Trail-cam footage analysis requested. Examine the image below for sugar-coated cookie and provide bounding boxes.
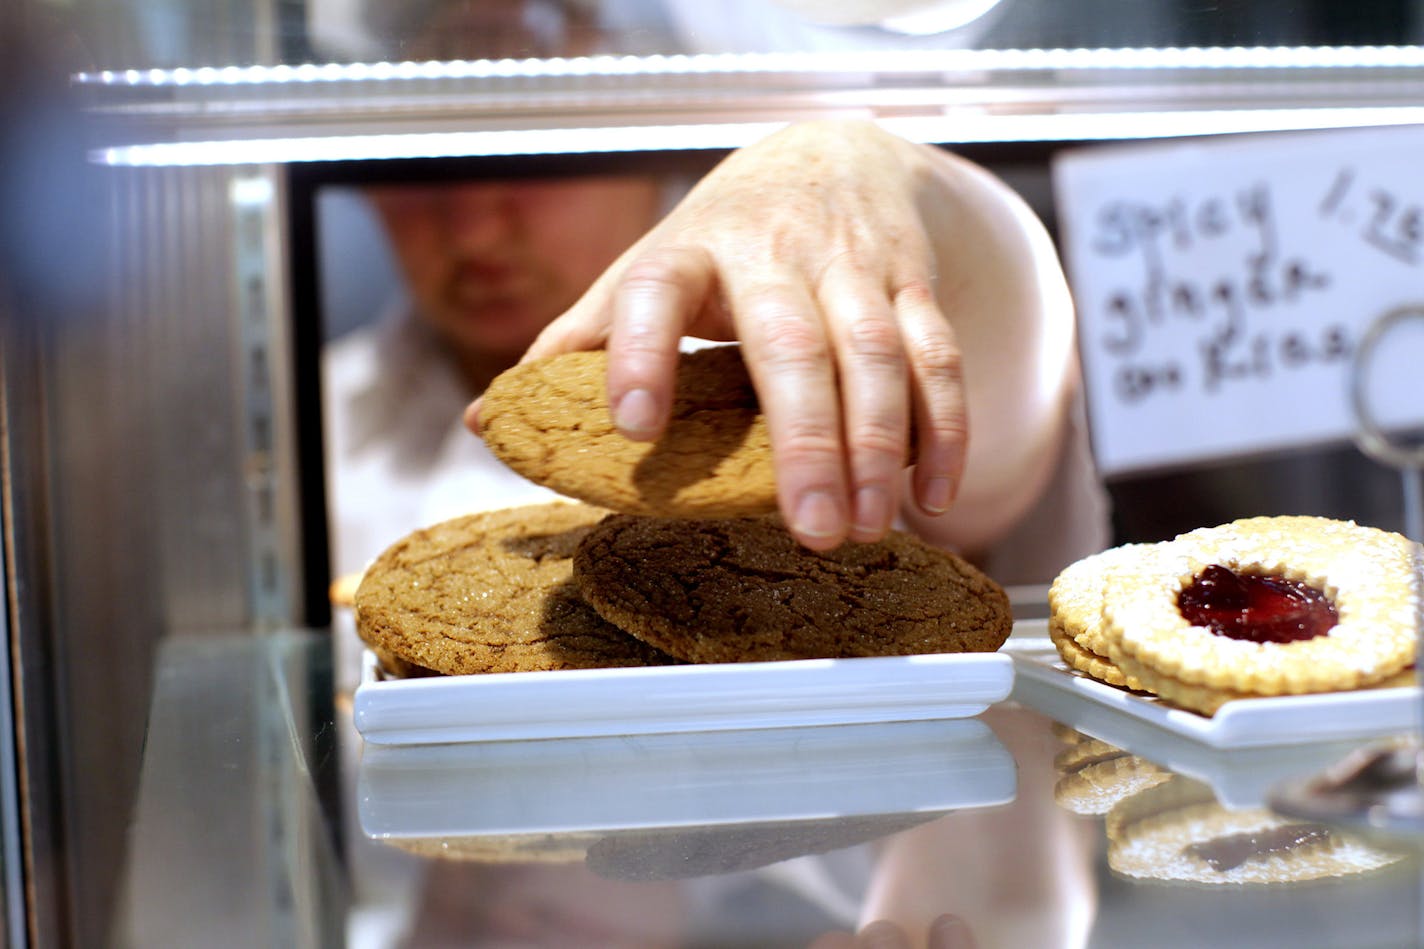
[1048,515,1421,716]
[480,346,777,518]
[354,502,675,675]
[1103,516,1418,712]
[1047,544,1152,690]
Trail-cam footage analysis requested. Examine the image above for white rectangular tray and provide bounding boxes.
[354,649,1013,745]
[1007,632,1419,751]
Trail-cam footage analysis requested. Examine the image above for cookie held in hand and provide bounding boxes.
[573,514,1013,664]
[480,346,777,518]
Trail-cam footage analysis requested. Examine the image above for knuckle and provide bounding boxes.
[921,411,970,453]
[851,421,907,462]
[776,422,842,468]
[758,312,830,367]
[912,334,964,380]
[618,259,687,300]
[843,313,904,361]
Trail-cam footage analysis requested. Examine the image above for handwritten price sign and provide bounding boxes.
[1053,125,1424,477]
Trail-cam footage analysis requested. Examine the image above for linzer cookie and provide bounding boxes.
[480,346,777,518]
[572,514,1012,664]
[353,502,675,676]
[1049,515,1421,716]
[1047,544,1153,691]
[1103,516,1418,714]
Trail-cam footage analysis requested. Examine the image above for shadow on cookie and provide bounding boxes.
[534,576,681,669]
[630,408,763,513]
[499,520,602,563]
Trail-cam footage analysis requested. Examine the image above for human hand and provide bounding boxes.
[808,914,977,949]
[500,120,962,551]
[469,119,1074,554]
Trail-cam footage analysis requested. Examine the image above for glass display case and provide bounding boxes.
[3,1,1422,945]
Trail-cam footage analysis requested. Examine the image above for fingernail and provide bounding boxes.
[853,485,891,536]
[922,476,955,514]
[793,491,842,540]
[613,388,659,436]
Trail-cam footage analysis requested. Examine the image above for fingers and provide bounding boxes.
[810,915,976,949]
[605,244,715,441]
[928,914,977,949]
[855,920,914,949]
[818,261,911,543]
[734,280,851,551]
[896,281,967,516]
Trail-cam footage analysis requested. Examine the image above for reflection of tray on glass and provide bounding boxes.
[357,717,1016,843]
[1007,628,1417,808]
[353,649,1013,745]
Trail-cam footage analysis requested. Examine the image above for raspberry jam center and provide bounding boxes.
[1184,823,1333,872]
[1177,564,1337,644]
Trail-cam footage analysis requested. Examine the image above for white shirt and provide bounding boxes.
[322,306,560,580]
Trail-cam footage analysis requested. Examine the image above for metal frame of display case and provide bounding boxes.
[5,33,1423,948]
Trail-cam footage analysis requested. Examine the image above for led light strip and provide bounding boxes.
[94,107,1424,167]
[74,45,1424,87]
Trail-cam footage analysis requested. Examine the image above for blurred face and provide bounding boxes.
[367,176,662,364]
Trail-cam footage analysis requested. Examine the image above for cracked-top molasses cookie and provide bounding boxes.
[572,514,1012,664]
[354,502,675,676]
[480,345,777,518]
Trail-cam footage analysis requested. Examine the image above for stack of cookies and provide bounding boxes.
[353,345,1014,677]
[1047,514,1421,715]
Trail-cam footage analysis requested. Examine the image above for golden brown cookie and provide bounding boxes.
[353,502,676,675]
[1101,516,1420,711]
[480,346,777,518]
[1049,619,1146,692]
[573,514,1013,664]
[369,643,440,679]
[1048,543,1153,691]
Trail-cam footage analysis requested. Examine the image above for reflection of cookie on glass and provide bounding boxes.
[586,813,938,882]
[481,346,778,518]
[354,501,676,675]
[384,832,596,865]
[1051,738,1169,817]
[1105,776,1404,887]
[573,513,1013,664]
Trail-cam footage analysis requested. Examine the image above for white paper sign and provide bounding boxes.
[1053,124,1424,477]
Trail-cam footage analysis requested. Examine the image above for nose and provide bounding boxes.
[442,183,518,254]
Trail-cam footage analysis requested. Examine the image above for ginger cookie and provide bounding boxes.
[353,502,675,676]
[480,346,777,518]
[1101,516,1419,713]
[572,514,1013,664]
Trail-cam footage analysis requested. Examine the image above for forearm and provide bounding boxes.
[899,141,1078,554]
